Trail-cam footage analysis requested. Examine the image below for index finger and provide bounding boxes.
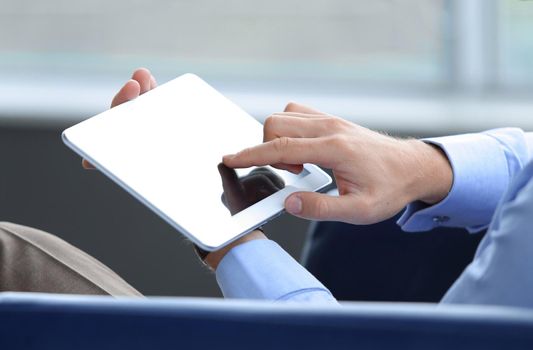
[110,79,141,108]
[223,137,336,170]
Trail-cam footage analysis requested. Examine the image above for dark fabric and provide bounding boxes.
[0,222,142,296]
[1,293,533,350]
[301,216,485,302]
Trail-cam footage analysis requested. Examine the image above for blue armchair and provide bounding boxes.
[1,292,532,349]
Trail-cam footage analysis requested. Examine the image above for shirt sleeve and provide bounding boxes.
[441,160,533,309]
[215,239,338,304]
[398,128,533,233]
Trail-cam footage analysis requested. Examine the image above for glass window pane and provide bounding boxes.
[499,0,533,89]
[0,0,448,91]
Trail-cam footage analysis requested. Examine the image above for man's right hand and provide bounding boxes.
[223,103,453,225]
[81,68,157,169]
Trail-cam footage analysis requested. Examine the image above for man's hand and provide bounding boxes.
[81,68,157,169]
[223,102,453,225]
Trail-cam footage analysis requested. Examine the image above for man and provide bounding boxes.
[2,68,532,309]
[216,100,533,307]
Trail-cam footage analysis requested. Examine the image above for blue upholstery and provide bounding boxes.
[1,293,532,349]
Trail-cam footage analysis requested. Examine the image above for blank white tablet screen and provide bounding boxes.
[63,74,330,250]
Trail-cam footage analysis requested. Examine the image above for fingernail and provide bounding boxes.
[286,195,302,214]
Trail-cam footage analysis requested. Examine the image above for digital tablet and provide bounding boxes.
[62,74,332,251]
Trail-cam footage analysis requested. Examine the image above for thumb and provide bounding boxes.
[284,192,353,222]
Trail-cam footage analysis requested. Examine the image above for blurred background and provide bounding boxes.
[0,0,532,297]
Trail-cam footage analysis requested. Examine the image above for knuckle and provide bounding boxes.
[327,117,346,130]
[329,134,347,149]
[237,147,251,160]
[326,117,339,127]
[264,115,276,129]
[263,115,281,141]
[315,198,330,218]
[273,137,293,163]
[284,102,297,112]
[274,136,291,153]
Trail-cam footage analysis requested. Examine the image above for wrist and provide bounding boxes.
[204,229,267,270]
[404,139,453,205]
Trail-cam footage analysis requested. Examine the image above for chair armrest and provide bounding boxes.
[1,292,532,350]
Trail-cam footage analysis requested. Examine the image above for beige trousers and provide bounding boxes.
[0,222,142,297]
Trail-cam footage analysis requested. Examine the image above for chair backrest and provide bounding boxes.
[1,292,532,350]
[302,219,484,302]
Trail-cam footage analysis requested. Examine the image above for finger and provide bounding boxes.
[284,102,327,115]
[264,116,324,173]
[131,67,152,94]
[263,115,335,142]
[223,137,336,169]
[150,75,158,89]
[273,112,328,119]
[82,159,95,170]
[284,192,356,222]
[111,79,141,108]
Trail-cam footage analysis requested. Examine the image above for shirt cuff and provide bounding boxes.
[216,239,334,301]
[398,132,510,233]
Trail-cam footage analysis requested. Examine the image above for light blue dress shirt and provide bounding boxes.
[216,128,533,308]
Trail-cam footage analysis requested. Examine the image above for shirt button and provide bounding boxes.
[433,216,450,224]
